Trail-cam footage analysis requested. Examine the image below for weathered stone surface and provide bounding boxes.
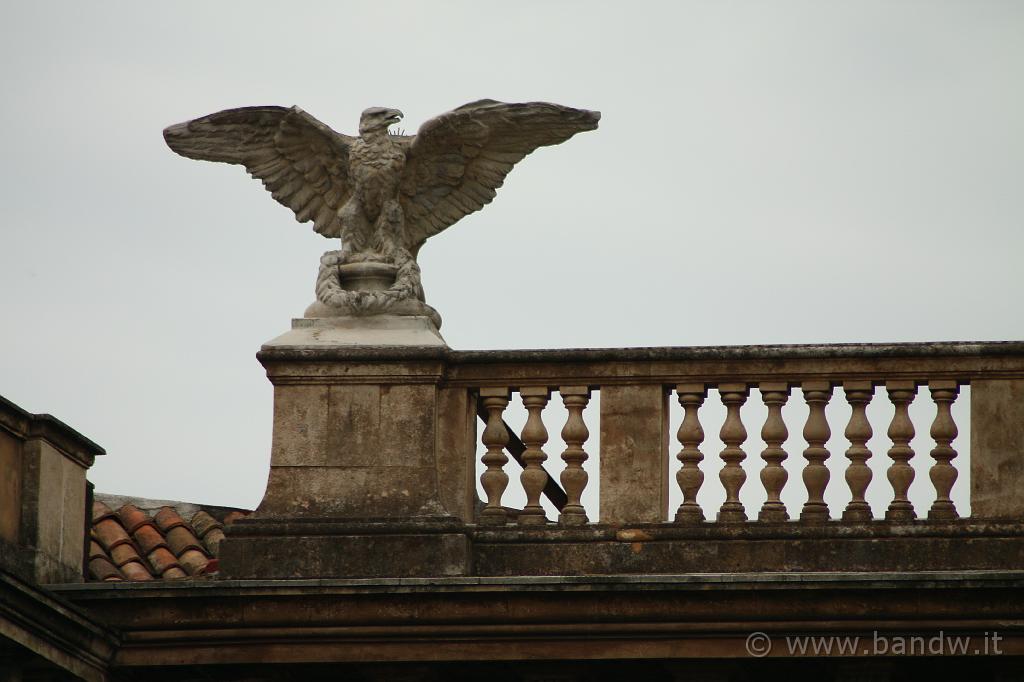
[0,394,103,584]
[264,315,446,349]
[972,378,1024,518]
[222,323,467,577]
[0,429,21,545]
[266,384,329,467]
[23,440,90,583]
[599,385,669,524]
[0,570,117,682]
[449,340,1024,363]
[254,324,454,519]
[472,523,1024,576]
[221,525,470,579]
[54,570,1024,667]
[324,383,436,468]
[434,386,477,522]
[258,465,446,518]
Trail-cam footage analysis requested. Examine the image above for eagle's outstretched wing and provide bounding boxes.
[164,106,354,238]
[399,100,600,251]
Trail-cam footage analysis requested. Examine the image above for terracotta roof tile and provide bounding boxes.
[86,497,249,581]
[178,548,210,575]
[116,504,151,534]
[91,500,116,523]
[200,526,226,556]
[88,554,123,582]
[190,510,221,538]
[93,517,132,551]
[154,506,187,531]
[162,566,188,580]
[132,523,167,555]
[165,525,207,557]
[146,546,184,577]
[109,542,143,567]
[119,560,154,581]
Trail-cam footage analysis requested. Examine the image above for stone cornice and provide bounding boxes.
[51,571,1024,666]
[0,394,105,468]
[258,340,1024,364]
[0,569,117,682]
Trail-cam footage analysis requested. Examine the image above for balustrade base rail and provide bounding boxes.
[222,515,1024,578]
[222,517,470,579]
[470,520,1024,576]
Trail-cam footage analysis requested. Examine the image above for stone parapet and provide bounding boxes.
[223,336,1024,579]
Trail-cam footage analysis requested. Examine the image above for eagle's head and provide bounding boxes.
[359,107,404,136]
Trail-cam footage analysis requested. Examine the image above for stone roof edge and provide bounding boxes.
[0,393,105,467]
[0,567,118,681]
[49,569,1024,596]
[450,339,1024,363]
[256,339,1024,363]
[93,493,250,523]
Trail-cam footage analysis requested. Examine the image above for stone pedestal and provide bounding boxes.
[220,316,476,579]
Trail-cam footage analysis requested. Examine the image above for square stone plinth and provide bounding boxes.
[219,320,476,579]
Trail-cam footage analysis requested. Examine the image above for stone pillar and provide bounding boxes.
[220,316,474,578]
[0,395,104,584]
[599,384,669,524]
[971,379,1024,519]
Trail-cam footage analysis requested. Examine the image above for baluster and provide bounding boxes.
[518,387,551,526]
[800,381,834,523]
[559,386,591,526]
[675,383,708,524]
[841,381,875,522]
[717,383,749,523]
[479,388,511,526]
[885,380,918,521]
[928,380,960,520]
[757,382,791,522]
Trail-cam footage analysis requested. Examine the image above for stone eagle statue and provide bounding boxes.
[164,100,599,326]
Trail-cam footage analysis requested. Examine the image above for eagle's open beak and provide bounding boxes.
[385,109,404,125]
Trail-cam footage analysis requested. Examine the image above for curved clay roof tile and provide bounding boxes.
[87,497,249,581]
[116,504,152,534]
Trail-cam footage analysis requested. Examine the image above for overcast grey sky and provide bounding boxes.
[1,1,1021,510]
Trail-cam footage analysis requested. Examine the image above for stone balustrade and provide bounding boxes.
[453,341,1024,527]
[226,339,1024,578]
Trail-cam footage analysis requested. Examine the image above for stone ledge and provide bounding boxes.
[255,340,1024,364]
[50,569,1024,595]
[0,393,105,467]
[0,569,118,682]
[49,569,1024,666]
[450,340,1024,363]
[226,517,467,537]
[263,315,447,350]
[210,522,1024,579]
[469,520,1024,542]
[473,532,1024,575]
[219,531,471,579]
